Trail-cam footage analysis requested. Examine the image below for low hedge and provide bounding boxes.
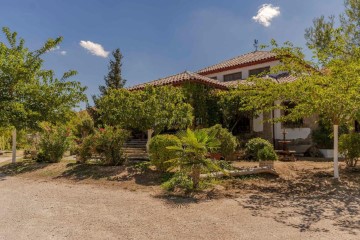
[205,124,238,159]
[149,134,181,172]
[245,137,277,161]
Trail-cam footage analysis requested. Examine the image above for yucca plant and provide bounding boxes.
[166,128,221,189]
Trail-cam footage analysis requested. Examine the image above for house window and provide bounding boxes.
[210,76,217,80]
[355,120,360,133]
[223,72,242,82]
[249,66,270,77]
[282,101,303,128]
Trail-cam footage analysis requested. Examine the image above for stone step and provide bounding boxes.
[126,140,147,143]
[124,145,146,148]
[124,148,146,151]
[126,155,149,161]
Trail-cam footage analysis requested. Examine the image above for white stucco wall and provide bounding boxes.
[204,60,280,81]
[204,60,311,141]
[273,102,311,140]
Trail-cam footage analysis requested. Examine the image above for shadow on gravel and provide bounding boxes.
[233,169,360,235]
[57,163,127,181]
[0,160,49,178]
[132,169,163,186]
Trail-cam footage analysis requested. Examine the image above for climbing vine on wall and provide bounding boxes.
[182,83,222,128]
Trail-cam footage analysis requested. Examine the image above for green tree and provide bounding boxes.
[305,0,360,61]
[91,49,126,127]
[236,1,360,179]
[167,128,221,189]
[0,27,87,162]
[99,48,126,95]
[97,86,194,149]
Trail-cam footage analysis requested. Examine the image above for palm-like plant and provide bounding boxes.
[166,128,221,188]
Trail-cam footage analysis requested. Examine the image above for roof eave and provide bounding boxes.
[197,57,278,76]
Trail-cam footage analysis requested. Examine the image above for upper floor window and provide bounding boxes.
[249,66,270,77]
[223,72,242,82]
[210,76,217,80]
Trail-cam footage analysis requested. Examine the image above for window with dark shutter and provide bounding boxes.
[249,66,270,77]
[223,72,242,82]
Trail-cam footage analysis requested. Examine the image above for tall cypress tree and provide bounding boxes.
[91,48,126,127]
[99,48,126,95]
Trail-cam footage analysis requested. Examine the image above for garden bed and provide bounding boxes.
[0,158,355,197]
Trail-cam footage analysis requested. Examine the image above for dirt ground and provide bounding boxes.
[0,159,360,239]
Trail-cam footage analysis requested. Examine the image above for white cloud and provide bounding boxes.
[60,51,67,56]
[252,4,280,27]
[79,40,109,58]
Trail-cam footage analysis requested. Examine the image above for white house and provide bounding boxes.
[128,51,316,152]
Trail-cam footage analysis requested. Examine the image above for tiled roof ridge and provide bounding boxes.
[197,50,277,74]
[127,70,227,90]
[214,50,271,65]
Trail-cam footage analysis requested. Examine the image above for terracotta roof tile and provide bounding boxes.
[197,51,277,75]
[127,71,228,91]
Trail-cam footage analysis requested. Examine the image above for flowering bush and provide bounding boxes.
[93,126,130,165]
[37,123,71,163]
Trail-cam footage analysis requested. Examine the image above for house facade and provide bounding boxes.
[128,51,317,152]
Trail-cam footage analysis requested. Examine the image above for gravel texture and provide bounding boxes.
[0,176,358,240]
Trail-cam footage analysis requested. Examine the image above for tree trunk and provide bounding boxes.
[191,166,201,189]
[146,129,154,152]
[333,124,339,179]
[12,128,17,163]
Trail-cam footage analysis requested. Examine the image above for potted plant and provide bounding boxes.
[257,145,278,169]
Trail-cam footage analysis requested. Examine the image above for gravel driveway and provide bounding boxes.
[0,176,358,240]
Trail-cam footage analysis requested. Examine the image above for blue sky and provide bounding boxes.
[0,0,344,108]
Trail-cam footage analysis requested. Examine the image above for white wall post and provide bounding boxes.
[146,129,154,152]
[333,125,339,179]
[12,128,17,163]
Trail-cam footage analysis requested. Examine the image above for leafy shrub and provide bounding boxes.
[0,127,12,150]
[37,123,71,163]
[76,135,93,163]
[245,137,277,161]
[205,124,238,159]
[312,119,348,149]
[149,134,181,172]
[132,162,151,174]
[76,126,130,165]
[257,145,278,161]
[162,172,194,192]
[217,160,235,170]
[311,125,333,149]
[93,126,130,166]
[339,133,360,168]
[73,113,95,139]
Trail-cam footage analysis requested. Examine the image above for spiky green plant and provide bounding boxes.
[166,128,221,189]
